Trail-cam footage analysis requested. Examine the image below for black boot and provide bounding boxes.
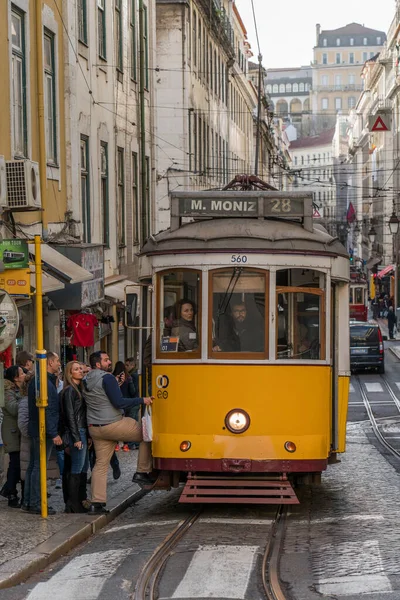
[79,473,89,506]
[8,493,21,508]
[65,474,86,513]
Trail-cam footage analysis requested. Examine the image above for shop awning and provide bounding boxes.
[366,256,381,270]
[29,266,65,293]
[105,277,138,302]
[377,264,395,279]
[28,243,93,285]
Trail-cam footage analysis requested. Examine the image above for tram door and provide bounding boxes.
[331,283,339,452]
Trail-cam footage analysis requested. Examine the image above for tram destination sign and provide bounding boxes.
[178,196,306,218]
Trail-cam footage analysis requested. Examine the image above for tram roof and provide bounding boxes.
[141,217,347,258]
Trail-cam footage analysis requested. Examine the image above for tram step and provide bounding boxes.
[179,476,299,504]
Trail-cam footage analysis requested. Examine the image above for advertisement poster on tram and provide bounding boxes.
[0,240,29,270]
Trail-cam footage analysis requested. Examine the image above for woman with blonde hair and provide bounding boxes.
[60,361,89,512]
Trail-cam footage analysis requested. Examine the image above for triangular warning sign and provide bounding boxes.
[371,116,389,132]
[313,208,321,218]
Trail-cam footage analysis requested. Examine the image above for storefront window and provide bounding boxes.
[210,268,268,357]
[158,270,201,356]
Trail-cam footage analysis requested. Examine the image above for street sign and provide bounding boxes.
[313,208,321,218]
[0,268,30,296]
[0,289,19,352]
[0,240,29,270]
[369,114,391,132]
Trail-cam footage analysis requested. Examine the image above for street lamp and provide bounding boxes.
[368,225,377,244]
[388,209,400,235]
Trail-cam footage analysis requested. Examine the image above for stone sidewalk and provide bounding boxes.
[0,449,143,590]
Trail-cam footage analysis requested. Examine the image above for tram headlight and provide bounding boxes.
[180,441,191,452]
[225,409,250,434]
[284,441,297,453]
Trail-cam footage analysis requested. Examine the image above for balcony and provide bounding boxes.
[197,0,235,59]
[369,96,392,115]
[314,84,363,92]
[387,7,400,44]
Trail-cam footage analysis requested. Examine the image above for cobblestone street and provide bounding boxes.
[1,348,400,600]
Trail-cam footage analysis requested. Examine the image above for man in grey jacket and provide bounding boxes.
[83,351,154,514]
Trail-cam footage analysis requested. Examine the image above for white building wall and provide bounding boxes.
[155,0,257,233]
[63,0,156,278]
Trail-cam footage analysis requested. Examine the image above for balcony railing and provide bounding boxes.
[314,84,363,92]
[197,0,235,58]
[369,96,393,114]
[387,7,400,44]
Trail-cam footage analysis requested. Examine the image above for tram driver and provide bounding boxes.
[213,300,264,353]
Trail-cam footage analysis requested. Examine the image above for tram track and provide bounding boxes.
[355,374,400,460]
[133,505,289,600]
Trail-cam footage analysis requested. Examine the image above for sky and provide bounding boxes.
[235,0,395,69]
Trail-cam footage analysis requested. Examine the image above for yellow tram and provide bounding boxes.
[137,189,350,503]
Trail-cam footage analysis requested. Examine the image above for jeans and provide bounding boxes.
[69,428,89,474]
[56,447,65,477]
[6,451,21,495]
[24,437,53,509]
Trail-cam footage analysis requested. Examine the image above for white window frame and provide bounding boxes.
[322,98,328,110]
[9,0,31,159]
[42,6,60,182]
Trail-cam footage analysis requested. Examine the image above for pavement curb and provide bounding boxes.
[0,484,146,590]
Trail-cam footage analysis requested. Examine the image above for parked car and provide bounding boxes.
[350,321,385,374]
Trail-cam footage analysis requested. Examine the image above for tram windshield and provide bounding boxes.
[210,268,267,356]
[276,269,325,361]
[350,287,364,304]
[158,270,201,355]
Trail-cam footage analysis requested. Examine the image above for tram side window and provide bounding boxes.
[277,290,324,360]
[211,269,267,356]
[159,270,201,355]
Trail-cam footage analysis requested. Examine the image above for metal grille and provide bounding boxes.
[6,161,27,208]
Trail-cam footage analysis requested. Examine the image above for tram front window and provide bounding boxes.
[276,269,325,361]
[158,270,201,356]
[354,287,363,304]
[210,268,268,356]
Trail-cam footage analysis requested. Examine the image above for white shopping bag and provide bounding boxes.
[141,405,153,442]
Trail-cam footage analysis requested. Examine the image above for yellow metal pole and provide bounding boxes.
[35,0,48,239]
[34,235,48,518]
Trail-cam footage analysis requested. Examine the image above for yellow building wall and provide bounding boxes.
[0,1,67,228]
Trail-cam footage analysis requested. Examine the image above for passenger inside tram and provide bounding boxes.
[170,299,198,352]
[213,295,265,353]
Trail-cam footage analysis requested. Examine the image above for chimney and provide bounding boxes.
[316,23,321,46]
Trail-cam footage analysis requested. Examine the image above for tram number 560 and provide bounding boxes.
[231,254,248,263]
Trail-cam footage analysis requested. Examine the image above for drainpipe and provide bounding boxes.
[254,53,263,176]
[139,0,147,242]
[36,0,48,239]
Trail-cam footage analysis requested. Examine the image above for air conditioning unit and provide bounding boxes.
[5,160,41,210]
[0,156,7,208]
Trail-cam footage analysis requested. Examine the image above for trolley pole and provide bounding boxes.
[34,235,48,518]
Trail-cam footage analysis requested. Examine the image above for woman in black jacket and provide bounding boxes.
[60,361,88,513]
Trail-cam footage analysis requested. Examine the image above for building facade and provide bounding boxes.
[344,5,400,291]
[0,0,157,364]
[265,66,313,138]
[311,23,386,133]
[155,0,275,232]
[289,128,336,231]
